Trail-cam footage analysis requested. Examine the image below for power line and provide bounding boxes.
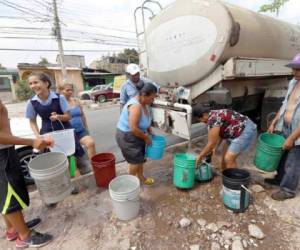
[0,36,138,47]
[0,0,49,18]
[0,48,125,52]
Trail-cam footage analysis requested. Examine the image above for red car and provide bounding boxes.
[90,84,120,103]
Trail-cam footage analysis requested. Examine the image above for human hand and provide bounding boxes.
[283,137,294,150]
[267,123,275,134]
[50,112,59,121]
[196,155,203,168]
[32,138,49,151]
[145,136,152,146]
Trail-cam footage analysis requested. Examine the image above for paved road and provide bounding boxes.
[85,105,207,163]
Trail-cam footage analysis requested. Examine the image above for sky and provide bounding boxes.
[0,0,299,69]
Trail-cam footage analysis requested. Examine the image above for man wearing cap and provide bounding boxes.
[265,53,300,201]
[120,64,169,109]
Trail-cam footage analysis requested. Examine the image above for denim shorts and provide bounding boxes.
[227,119,257,154]
[75,129,89,140]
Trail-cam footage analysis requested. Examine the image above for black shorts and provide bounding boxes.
[0,147,29,214]
[116,129,146,164]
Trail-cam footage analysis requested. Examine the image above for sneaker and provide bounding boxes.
[6,218,42,241]
[271,190,295,201]
[16,230,53,248]
[264,178,281,186]
[71,185,79,195]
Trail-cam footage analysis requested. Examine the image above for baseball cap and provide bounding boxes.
[286,53,300,69]
[126,63,141,75]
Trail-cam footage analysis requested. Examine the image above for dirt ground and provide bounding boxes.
[1,137,300,250]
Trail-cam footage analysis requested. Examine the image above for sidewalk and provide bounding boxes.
[1,138,299,250]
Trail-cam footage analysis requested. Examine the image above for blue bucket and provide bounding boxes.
[146,135,166,160]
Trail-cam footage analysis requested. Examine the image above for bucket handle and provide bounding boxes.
[50,119,66,132]
[240,185,251,210]
[181,170,189,182]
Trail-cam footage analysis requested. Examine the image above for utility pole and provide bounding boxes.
[52,0,67,84]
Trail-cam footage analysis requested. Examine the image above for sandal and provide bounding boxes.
[144,177,155,185]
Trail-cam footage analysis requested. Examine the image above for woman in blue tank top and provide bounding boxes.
[116,82,158,185]
[61,83,96,159]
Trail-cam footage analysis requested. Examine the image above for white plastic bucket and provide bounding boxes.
[28,152,72,204]
[45,128,75,156]
[109,175,140,221]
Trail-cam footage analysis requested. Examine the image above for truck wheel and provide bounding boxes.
[97,95,107,103]
[17,147,39,186]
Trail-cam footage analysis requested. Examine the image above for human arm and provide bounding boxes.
[267,109,282,133]
[29,118,41,138]
[120,83,128,109]
[196,126,220,167]
[128,104,152,145]
[50,95,71,122]
[0,132,49,150]
[283,124,300,150]
[77,99,89,129]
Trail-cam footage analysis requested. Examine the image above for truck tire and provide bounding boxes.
[16,147,39,186]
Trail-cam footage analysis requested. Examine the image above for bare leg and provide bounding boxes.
[128,164,140,177]
[4,211,30,240]
[3,215,13,232]
[80,135,96,159]
[221,143,229,171]
[137,164,146,183]
[224,151,240,169]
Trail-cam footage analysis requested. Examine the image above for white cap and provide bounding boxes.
[126,63,140,75]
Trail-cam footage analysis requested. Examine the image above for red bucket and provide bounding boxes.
[91,153,116,188]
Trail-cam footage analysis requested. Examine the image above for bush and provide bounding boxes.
[15,80,33,101]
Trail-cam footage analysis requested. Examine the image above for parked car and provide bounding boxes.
[78,84,107,100]
[90,84,120,103]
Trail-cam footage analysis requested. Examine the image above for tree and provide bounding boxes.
[15,80,34,101]
[100,49,139,64]
[259,0,289,16]
[38,57,50,65]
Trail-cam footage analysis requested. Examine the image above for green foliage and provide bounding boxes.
[15,80,34,101]
[259,0,289,15]
[101,48,139,64]
[38,57,50,65]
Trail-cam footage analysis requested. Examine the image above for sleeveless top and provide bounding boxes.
[117,97,151,133]
[69,105,85,133]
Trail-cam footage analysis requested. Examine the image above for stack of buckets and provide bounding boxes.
[222,168,251,213]
[254,133,285,172]
[109,175,140,220]
[28,152,72,205]
[91,153,116,188]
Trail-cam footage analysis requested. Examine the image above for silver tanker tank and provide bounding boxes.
[144,0,300,86]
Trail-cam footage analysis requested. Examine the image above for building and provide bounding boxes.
[0,69,19,103]
[18,63,84,93]
[56,55,86,68]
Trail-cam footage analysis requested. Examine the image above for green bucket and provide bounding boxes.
[173,153,196,189]
[195,161,213,182]
[254,133,285,172]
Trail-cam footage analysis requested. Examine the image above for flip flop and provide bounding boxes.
[144,177,155,185]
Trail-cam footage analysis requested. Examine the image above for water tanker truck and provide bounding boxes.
[134,0,300,139]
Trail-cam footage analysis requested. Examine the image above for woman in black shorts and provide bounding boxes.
[116,83,157,185]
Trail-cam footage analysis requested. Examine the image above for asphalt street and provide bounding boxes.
[85,105,207,163]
